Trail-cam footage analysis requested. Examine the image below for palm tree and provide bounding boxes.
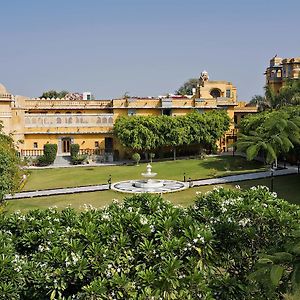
[236,111,300,167]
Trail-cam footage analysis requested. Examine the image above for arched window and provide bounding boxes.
[210,88,221,99]
[57,117,62,124]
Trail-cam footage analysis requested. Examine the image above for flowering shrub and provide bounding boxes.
[0,189,299,299]
[190,186,300,299]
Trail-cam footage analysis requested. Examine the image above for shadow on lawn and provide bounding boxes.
[199,156,263,173]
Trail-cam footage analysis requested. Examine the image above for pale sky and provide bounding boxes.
[1,0,300,101]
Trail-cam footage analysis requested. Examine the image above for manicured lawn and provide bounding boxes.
[23,156,265,191]
[6,174,300,214]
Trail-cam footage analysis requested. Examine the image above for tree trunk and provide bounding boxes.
[173,147,176,161]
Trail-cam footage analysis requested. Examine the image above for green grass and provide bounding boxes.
[6,174,300,214]
[23,156,265,191]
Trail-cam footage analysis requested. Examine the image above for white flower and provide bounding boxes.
[193,238,198,243]
[271,192,277,198]
[250,186,257,190]
[238,218,251,227]
[235,185,241,189]
[140,216,148,225]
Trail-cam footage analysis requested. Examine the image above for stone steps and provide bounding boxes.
[53,155,71,166]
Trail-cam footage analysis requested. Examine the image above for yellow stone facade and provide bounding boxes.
[265,56,300,94]
[0,74,257,160]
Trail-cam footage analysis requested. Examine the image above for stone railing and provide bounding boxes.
[25,99,112,109]
[24,113,114,128]
[21,149,44,157]
[0,112,12,117]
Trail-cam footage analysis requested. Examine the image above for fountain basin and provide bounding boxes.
[111,179,189,194]
[134,179,164,189]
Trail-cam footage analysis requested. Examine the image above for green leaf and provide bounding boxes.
[270,265,284,286]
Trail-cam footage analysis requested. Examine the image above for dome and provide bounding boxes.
[0,83,8,94]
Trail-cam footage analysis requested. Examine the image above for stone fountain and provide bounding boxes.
[111,163,189,194]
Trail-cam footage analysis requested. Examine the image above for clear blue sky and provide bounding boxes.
[1,0,300,100]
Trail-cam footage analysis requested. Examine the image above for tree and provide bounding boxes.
[175,78,198,95]
[0,127,22,203]
[236,108,300,166]
[40,90,68,99]
[249,94,271,111]
[114,111,230,157]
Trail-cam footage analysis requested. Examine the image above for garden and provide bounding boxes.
[2,189,300,299]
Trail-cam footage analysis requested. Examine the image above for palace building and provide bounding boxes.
[0,72,257,162]
[265,56,300,94]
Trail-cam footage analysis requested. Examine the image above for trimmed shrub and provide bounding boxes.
[70,143,80,159]
[43,144,57,164]
[132,152,140,165]
[37,144,57,166]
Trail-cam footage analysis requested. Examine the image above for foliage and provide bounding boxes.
[249,79,300,112]
[0,194,215,299]
[189,186,300,299]
[40,90,68,99]
[70,144,87,165]
[175,78,198,95]
[0,130,22,203]
[250,229,300,298]
[270,79,300,109]
[132,152,140,165]
[249,94,270,112]
[114,111,230,155]
[236,107,300,165]
[37,144,58,166]
[70,144,80,158]
[71,154,87,165]
[0,189,299,299]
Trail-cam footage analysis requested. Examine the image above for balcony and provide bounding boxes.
[25,113,114,128]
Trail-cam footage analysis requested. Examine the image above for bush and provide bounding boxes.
[0,190,299,299]
[37,144,57,166]
[71,154,87,165]
[132,152,140,165]
[70,144,80,158]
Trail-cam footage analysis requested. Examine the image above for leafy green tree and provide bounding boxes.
[114,111,230,157]
[0,128,22,204]
[114,116,162,153]
[236,108,300,166]
[175,78,198,95]
[249,94,271,111]
[40,90,68,99]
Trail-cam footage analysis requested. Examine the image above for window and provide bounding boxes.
[33,142,38,149]
[162,108,172,116]
[95,141,99,148]
[87,94,91,100]
[128,109,136,116]
[210,88,221,99]
[226,89,231,98]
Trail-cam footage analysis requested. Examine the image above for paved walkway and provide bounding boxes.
[5,166,298,200]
